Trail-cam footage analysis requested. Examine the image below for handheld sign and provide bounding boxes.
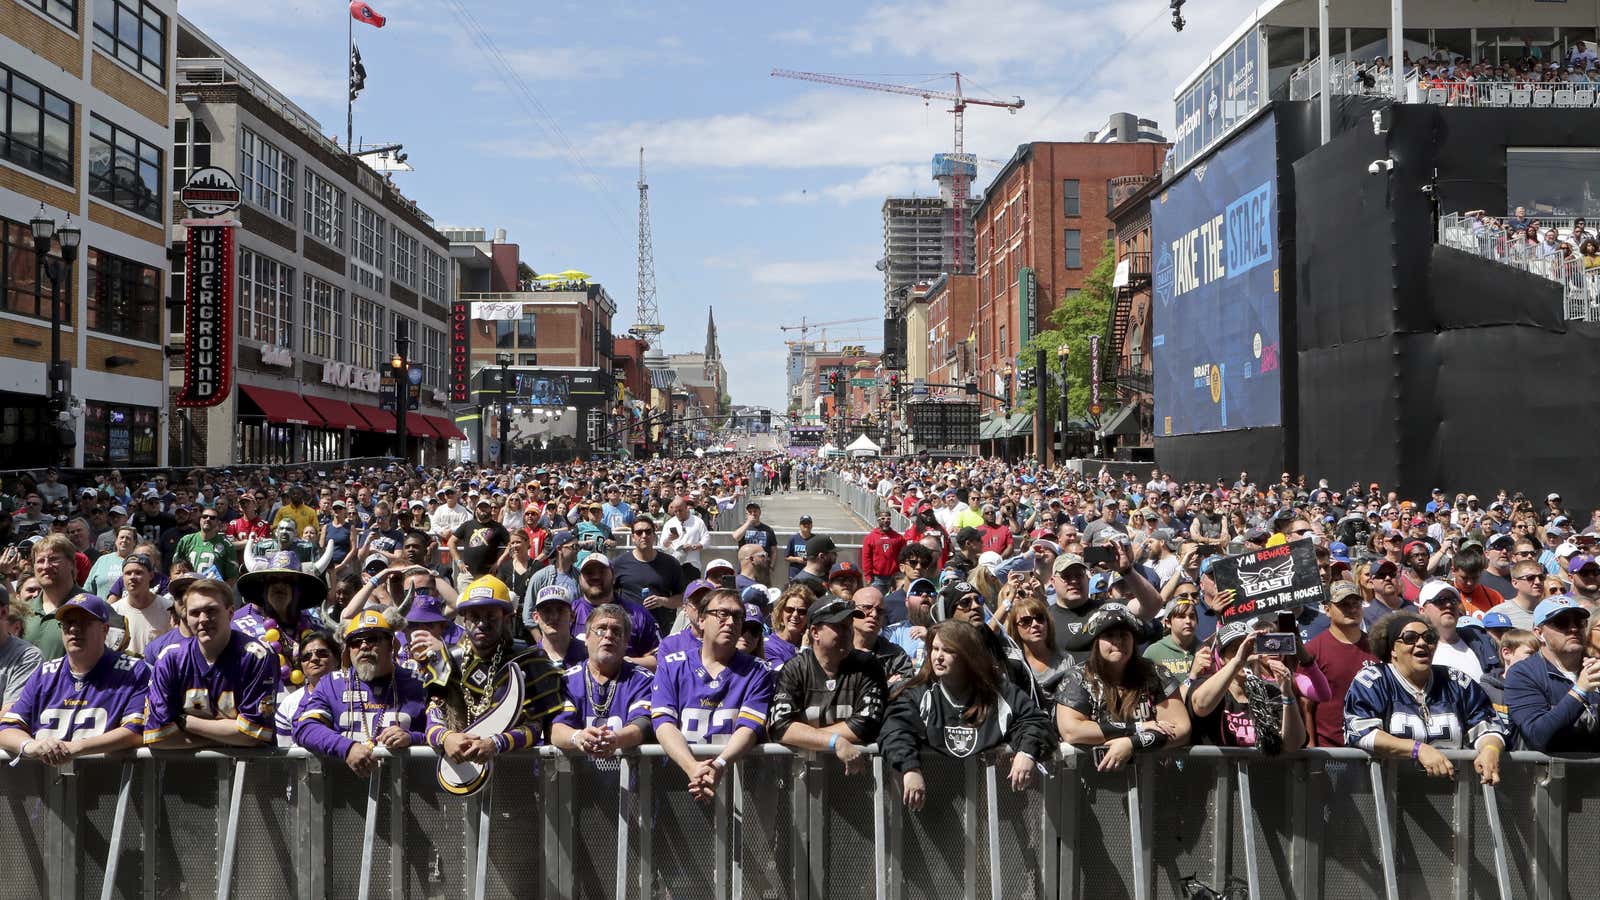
[1211,537,1325,622]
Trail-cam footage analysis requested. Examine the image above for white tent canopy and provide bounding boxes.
[845,434,881,457]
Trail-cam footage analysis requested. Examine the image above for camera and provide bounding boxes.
[1257,633,1298,656]
[1368,158,1395,175]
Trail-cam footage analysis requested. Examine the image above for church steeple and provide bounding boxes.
[704,306,719,362]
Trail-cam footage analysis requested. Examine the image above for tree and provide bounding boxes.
[1018,241,1115,421]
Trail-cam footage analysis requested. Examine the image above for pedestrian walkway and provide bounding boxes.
[744,485,871,533]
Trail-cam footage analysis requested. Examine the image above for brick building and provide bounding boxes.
[0,0,178,468]
[1106,174,1162,453]
[923,273,977,393]
[969,141,1167,416]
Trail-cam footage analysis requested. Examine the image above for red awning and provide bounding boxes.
[241,385,325,426]
[351,403,396,433]
[430,415,468,440]
[303,397,367,430]
[406,416,441,439]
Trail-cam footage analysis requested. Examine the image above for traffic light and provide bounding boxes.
[888,373,900,399]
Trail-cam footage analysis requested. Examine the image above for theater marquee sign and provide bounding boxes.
[175,167,242,408]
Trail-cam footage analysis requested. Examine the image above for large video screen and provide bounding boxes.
[1151,115,1281,436]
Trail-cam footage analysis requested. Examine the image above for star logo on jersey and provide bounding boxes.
[945,725,977,757]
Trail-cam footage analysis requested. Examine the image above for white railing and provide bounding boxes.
[3,743,1583,900]
[1416,81,1598,109]
[1289,58,1398,101]
[1439,212,1600,320]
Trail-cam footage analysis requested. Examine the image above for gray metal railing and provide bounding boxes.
[1288,58,1400,101]
[2,743,1585,900]
[821,471,914,533]
[1438,212,1600,320]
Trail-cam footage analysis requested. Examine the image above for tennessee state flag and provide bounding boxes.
[350,0,386,28]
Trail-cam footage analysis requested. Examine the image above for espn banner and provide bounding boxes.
[175,224,236,407]
[450,300,471,403]
[1211,537,1324,622]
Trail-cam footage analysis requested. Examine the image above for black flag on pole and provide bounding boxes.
[350,42,367,102]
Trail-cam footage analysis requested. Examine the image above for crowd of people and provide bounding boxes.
[2,456,1598,813]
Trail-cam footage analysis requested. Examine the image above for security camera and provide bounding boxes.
[1368,159,1395,175]
[1371,110,1385,135]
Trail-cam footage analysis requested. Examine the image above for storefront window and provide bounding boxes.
[83,400,157,467]
[300,427,343,462]
[236,420,295,465]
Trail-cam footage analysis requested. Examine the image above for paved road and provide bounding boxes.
[733,485,871,536]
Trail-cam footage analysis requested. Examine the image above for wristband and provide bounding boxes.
[1411,740,1421,760]
[828,734,840,751]
[1132,726,1170,753]
[18,740,33,758]
[712,757,727,770]
[174,711,189,733]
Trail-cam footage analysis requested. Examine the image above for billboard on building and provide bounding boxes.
[1171,28,1262,172]
[1151,115,1280,436]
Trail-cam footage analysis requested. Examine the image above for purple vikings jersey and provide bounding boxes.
[143,626,187,664]
[572,596,661,659]
[763,634,799,669]
[0,651,149,740]
[233,604,318,670]
[656,628,701,659]
[293,668,429,759]
[650,649,774,744]
[144,631,280,744]
[554,662,654,733]
[1345,662,1508,750]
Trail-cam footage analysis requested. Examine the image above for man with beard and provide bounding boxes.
[551,603,655,757]
[884,577,936,670]
[0,595,148,764]
[448,497,510,590]
[233,552,328,691]
[571,554,660,667]
[416,575,565,760]
[294,609,428,775]
[143,579,279,747]
[882,544,936,627]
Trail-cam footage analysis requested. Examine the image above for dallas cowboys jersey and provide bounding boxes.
[768,649,889,744]
[0,650,149,740]
[879,678,1054,773]
[1344,662,1507,751]
[650,648,774,744]
[144,631,280,744]
[554,661,654,733]
[571,596,661,659]
[293,668,429,759]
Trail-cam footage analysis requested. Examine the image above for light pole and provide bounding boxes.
[496,353,512,467]
[1057,345,1070,460]
[29,205,80,467]
[390,318,411,462]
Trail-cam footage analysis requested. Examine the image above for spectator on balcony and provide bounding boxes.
[1509,207,1531,232]
[1056,604,1189,772]
[1537,228,1563,260]
[1505,597,1600,752]
[769,596,888,775]
[1344,611,1507,783]
[880,619,1053,811]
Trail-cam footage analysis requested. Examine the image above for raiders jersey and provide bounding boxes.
[768,649,889,744]
[1054,663,1177,735]
[1344,662,1507,751]
[879,678,1054,773]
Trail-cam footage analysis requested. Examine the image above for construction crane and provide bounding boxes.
[780,315,878,348]
[771,70,1024,272]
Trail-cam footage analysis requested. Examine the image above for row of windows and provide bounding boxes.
[305,169,345,249]
[1,65,73,186]
[88,115,162,221]
[494,309,537,349]
[93,0,167,86]
[19,0,76,29]
[241,128,295,221]
[87,248,159,343]
[302,274,342,360]
[238,248,294,349]
[392,227,417,289]
[351,201,384,292]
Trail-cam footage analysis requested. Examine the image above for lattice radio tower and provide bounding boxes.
[632,147,664,340]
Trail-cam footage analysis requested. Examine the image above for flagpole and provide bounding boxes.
[346,11,354,152]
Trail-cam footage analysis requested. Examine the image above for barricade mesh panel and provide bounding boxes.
[743,756,802,900]
[1468,764,1533,900]
[152,759,221,899]
[1562,763,1600,900]
[1150,756,1220,900]
[402,756,469,899]
[1393,766,1460,900]
[234,762,309,900]
[896,753,969,896]
[485,757,544,900]
[1073,764,1137,898]
[324,766,395,900]
[648,758,720,897]
[1230,762,1291,900]
[570,760,632,900]
[75,763,143,900]
[0,765,50,900]
[988,754,1049,900]
[1313,760,1385,900]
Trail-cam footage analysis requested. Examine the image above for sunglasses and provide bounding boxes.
[1016,615,1045,627]
[1173,591,1200,600]
[1394,629,1441,646]
[952,596,982,610]
[632,529,654,536]
[299,648,335,662]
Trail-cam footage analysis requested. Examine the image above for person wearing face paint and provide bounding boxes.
[295,612,428,773]
[1344,611,1507,783]
[1504,596,1600,752]
[417,575,564,761]
[878,619,1053,811]
[233,552,329,691]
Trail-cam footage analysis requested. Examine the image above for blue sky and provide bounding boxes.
[182,0,1260,410]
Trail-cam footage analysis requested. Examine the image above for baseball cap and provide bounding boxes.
[1557,542,1581,558]
[1199,555,1223,577]
[1051,553,1088,576]
[1548,493,1562,502]
[954,526,983,545]
[1534,596,1590,627]
[798,515,812,524]
[1418,580,1461,607]
[578,554,611,572]
[805,535,837,558]
[684,578,717,601]
[1402,540,1430,557]
[1367,559,1398,578]
[1215,619,1255,651]
[1328,541,1350,563]
[1030,539,1061,555]
[739,585,769,608]
[1084,603,1141,640]
[408,499,427,510]
[807,596,863,627]
[406,592,450,623]
[535,584,573,608]
[828,561,862,582]
[907,578,936,595]
[57,594,112,623]
[362,554,389,574]
[108,505,127,516]
[458,575,513,612]
[1487,533,1515,550]
[1455,615,1485,632]
[547,531,577,550]
[1481,611,1515,630]
[977,550,1003,570]
[1328,580,1363,605]
[705,558,736,576]
[1569,555,1600,574]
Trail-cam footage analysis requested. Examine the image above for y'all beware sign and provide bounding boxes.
[1211,537,1325,622]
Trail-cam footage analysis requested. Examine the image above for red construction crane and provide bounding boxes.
[771,69,1024,273]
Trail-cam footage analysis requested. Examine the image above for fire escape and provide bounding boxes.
[1110,250,1152,398]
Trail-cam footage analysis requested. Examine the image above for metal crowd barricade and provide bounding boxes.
[820,472,914,532]
[1,744,1588,900]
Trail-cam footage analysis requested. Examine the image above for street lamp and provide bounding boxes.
[1056,345,1071,457]
[496,353,513,466]
[30,204,80,466]
[391,317,411,461]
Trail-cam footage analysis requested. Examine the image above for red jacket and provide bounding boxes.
[861,527,907,578]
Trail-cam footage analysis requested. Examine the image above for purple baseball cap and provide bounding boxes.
[406,592,450,624]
